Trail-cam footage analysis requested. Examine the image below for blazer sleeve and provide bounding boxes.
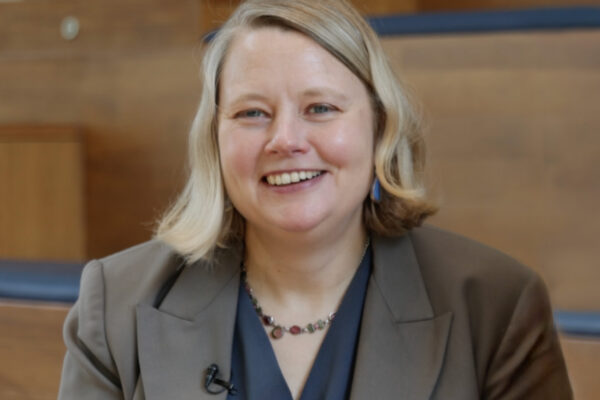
[58,260,124,399]
[483,273,573,399]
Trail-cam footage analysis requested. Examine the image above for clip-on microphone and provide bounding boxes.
[205,364,237,395]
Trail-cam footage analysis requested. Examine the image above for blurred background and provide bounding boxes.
[1,0,599,398]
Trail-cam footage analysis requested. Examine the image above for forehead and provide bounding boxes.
[219,27,366,101]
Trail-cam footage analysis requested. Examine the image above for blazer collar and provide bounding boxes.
[136,243,242,400]
[135,234,451,400]
[350,233,453,400]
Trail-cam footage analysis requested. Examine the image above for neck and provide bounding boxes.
[242,220,368,324]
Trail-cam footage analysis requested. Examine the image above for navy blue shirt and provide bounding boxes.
[228,248,372,399]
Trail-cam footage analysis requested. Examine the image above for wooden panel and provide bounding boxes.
[560,336,600,400]
[199,0,242,33]
[0,301,69,400]
[351,0,417,15]
[381,30,600,310]
[0,0,201,57]
[0,1,201,259]
[198,0,418,33]
[0,126,85,261]
[84,51,199,255]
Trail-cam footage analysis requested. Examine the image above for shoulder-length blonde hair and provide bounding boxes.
[156,0,436,263]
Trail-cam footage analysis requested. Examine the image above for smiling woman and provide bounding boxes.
[58,1,572,399]
[218,27,375,240]
[156,1,437,261]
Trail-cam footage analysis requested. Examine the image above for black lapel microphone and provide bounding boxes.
[205,364,237,395]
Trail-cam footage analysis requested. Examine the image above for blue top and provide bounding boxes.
[228,247,372,399]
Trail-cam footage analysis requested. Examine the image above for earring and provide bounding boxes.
[370,177,381,203]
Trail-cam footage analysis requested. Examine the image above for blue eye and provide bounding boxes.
[308,104,334,114]
[236,109,265,118]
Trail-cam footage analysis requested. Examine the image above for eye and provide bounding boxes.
[234,109,267,119]
[307,104,336,115]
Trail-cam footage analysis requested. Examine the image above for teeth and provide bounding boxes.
[265,171,322,186]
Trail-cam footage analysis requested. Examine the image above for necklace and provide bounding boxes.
[241,238,370,340]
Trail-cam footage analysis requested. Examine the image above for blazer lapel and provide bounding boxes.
[136,245,242,400]
[350,234,453,400]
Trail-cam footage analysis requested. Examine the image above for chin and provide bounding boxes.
[264,209,331,235]
[272,218,324,234]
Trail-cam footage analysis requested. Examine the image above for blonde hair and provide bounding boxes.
[156,0,436,263]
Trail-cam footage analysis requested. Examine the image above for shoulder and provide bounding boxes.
[99,239,179,278]
[408,224,531,276]
[64,240,185,396]
[405,226,556,362]
[79,240,182,309]
[403,225,547,348]
[404,226,571,397]
[407,225,537,305]
[372,224,543,332]
[80,239,186,333]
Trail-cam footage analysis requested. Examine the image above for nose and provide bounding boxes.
[264,110,309,155]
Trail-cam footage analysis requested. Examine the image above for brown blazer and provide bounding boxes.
[58,226,572,399]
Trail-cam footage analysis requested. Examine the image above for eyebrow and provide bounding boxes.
[225,92,270,107]
[225,87,351,107]
[301,87,350,103]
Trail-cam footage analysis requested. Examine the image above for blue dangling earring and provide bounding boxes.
[371,177,381,203]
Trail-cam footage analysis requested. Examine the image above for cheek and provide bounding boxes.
[219,129,258,185]
[321,112,374,168]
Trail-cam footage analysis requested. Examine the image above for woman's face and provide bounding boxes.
[218,27,374,238]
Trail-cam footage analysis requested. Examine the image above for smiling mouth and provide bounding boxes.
[264,170,323,186]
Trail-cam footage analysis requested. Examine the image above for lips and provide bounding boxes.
[264,170,323,186]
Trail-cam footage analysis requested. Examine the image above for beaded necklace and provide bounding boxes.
[241,238,370,339]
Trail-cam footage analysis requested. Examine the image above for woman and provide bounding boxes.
[58,0,572,399]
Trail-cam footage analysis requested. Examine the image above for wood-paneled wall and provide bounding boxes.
[0,0,202,259]
[0,127,85,260]
[380,30,600,310]
[0,302,68,400]
[561,336,600,400]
